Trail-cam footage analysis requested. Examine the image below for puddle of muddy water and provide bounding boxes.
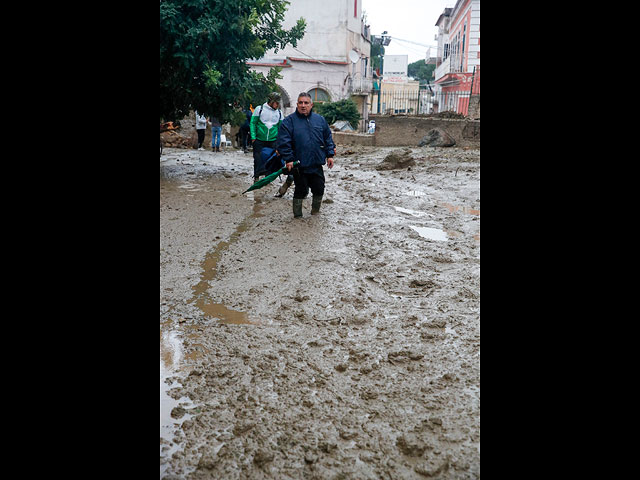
[394,206,433,218]
[195,299,257,325]
[189,198,264,325]
[406,190,427,197]
[441,202,480,216]
[410,226,450,242]
[160,328,195,476]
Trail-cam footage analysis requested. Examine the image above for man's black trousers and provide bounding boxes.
[292,167,325,199]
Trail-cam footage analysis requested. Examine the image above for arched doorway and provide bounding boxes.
[307,87,330,104]
[276,86,291,109]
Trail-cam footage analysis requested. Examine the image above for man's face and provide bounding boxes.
[269,101,280,110]
[297,96,313,115]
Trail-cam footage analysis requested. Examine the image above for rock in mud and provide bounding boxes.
[170,406,186,419]
[418,129,456,147]
[253,449,275,466]
[396,433,429,457]
[376,148,416,170]
[335,363,348,372]
[414,458,450,477]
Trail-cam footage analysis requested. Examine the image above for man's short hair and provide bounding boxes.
[298,92,312,101]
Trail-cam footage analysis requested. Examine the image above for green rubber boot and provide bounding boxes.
[311,195,323,215]
[293,198,303,218]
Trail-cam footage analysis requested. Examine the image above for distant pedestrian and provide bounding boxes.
[239,108,252,153]
[250,92,284,181]
[210,115,222,152]
[276,92,336,218]
[195,111,208,150]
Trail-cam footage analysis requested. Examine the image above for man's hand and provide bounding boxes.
[327,157,335,169]
[286,161,294,171]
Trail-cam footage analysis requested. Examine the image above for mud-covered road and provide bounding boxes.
[160,144,480,479]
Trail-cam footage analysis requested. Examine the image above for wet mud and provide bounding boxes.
[160,145,480,479]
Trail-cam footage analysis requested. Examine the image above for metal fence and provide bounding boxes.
[372,88,476,116]
[371,66,480,117]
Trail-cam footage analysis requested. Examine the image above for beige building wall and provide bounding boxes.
[370,80,420,115]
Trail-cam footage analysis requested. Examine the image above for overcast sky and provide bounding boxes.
[363,0,456,64]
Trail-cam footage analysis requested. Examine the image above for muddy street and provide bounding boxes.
[160,144,480,479]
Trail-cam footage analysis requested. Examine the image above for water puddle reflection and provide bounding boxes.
[405,190,427,197]
[160,327,195,476]
[410,226,450,242]
[195,300,257,325]
[189,198,264,325]
[441,202,480,216]
[394,206,433,218]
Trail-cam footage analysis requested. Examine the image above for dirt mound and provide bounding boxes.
[376,148,416,170]
[426,111,467,119]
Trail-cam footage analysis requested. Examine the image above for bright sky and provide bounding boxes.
[363,0,456,64]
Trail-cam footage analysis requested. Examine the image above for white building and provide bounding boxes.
[248,0,372,130]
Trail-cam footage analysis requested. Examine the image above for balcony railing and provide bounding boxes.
[348,69,373,95]
[435,53,467,78]
[349,76,373,95]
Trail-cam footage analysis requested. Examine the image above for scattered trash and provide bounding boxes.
[331,120,355,132]
[368,120,376,134]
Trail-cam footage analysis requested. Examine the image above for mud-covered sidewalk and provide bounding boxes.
[160,144,480,479]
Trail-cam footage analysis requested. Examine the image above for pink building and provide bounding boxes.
[433,0,480,115]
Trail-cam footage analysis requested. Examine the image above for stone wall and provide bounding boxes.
[333,115,480,148]
[332,132,375,146]
[371,115,480,148]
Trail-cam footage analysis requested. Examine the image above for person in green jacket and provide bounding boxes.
[250,92,292,195]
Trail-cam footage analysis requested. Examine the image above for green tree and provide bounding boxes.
[314,99,361,130]
[160,0,305,124]
[407,60,435,85]
[371,42,385,72]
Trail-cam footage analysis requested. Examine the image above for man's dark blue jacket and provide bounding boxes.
[276,110,335,173]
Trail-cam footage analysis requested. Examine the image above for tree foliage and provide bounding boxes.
[408,60,435,85]
[371,42,385,72]
[314,99,361,130]
[160,0,305,123]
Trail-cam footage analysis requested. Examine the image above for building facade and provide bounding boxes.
[433,0,480,115]
[247,0,372,130]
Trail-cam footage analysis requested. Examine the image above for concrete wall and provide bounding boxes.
[371,115,479,147]
[333,131,375,146]
[333,115,480,147]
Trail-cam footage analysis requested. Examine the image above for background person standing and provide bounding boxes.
[250,92,283,181]
[195,111,208,150]
[239,108,252,153]
[209,115,222,152]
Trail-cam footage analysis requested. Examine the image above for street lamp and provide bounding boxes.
[375,32,391,114]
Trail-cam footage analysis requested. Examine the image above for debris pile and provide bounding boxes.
[160,130,195,149]
[160,121,197,149]
[331,120,355,132]
[376,148,417,170]
[418,129,456,147]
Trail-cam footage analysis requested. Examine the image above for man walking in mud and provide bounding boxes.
[276,92,336,218]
